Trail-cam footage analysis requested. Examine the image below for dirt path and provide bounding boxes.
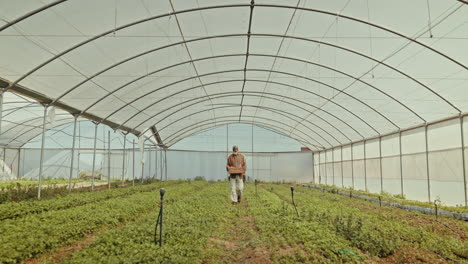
[23,232,97,264]
[203,196,272,264]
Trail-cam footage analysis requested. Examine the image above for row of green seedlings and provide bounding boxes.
[61,182,230,264]
[0,178,159,203]
[268,184,467,263]
[310,184,468,238]
[314,183,468,214]
[0,181,208,264]
[0,181,183,221]
[248,185,366,263]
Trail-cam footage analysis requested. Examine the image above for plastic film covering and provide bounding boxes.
[0,0,466,152]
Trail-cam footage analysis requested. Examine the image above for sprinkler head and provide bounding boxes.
[290,186,294,192]
[160,188,166,197]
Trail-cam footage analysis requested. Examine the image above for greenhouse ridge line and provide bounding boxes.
[238,0,256,121]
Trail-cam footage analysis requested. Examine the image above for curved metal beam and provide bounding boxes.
[6,3,465,95]
[52,31,456,119]
[256,4,466,69]
[134,92,341,146]
[2,112,71,136]
[124,81,363,140]
[133,91,353,144]
[4,115,73,146]
[107,71,381,135]
[167,120,313,149]
[217,103,335,146]
[72,53,424,127]
[154,104,328,149]
[162,115,320,150]
[0,0,68,32]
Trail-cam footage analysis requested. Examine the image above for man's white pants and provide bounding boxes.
[230,175,244,202]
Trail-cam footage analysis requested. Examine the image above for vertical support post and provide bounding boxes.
[311,152,315,183]
[425,124,431,202]
[0,91,3,174]
[68,116,78,193]
[363,140,367,191]
[252,123,254,181]
[341,146,344,187]
[108,130,111,189]
[141,139,145,183]
[0,90,4,137]
[37,105,48,199]
[318,151,321,184]
[332,148,335,186]
[460,116,467,206]
[91,123,99,191]
[77,120,81,178]
[17,148,21,179]
[149,148,152,179]
[226,124,229,155]
[379,136,383,193]
[155,145,158,180]
[160,148,163,181]
[0,91,5,180]
[132,139,135,186]
[0,148,4,180]
[0,90,4,181]
[325,150,328,185]
[121,134,126,183]
[141,161,145,183]
[164,149,167,181]
[399,130,404,196]
[351,143,354,189]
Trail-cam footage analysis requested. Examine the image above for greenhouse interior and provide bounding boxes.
[0,0,467,263]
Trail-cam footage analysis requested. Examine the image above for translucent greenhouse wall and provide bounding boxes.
[314,117,468,207]
[2,147,314,184]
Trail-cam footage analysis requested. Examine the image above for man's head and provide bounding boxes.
[232,145,239,154]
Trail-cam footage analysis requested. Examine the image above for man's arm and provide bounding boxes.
[226,155,231,172]
[242,155,247,173]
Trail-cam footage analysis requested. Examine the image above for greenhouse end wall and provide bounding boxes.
[2,148,314,184]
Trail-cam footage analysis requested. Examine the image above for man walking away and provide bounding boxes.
[226,145,247,205]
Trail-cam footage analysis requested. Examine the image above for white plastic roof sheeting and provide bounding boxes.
[0,0,466,150]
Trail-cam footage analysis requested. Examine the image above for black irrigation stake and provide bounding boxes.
[290,186,300,217]
[255,179,258,196]
[154,188,165,246]
[434,200,439,220]
[350,191,352,198]
[378,196,382,207]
